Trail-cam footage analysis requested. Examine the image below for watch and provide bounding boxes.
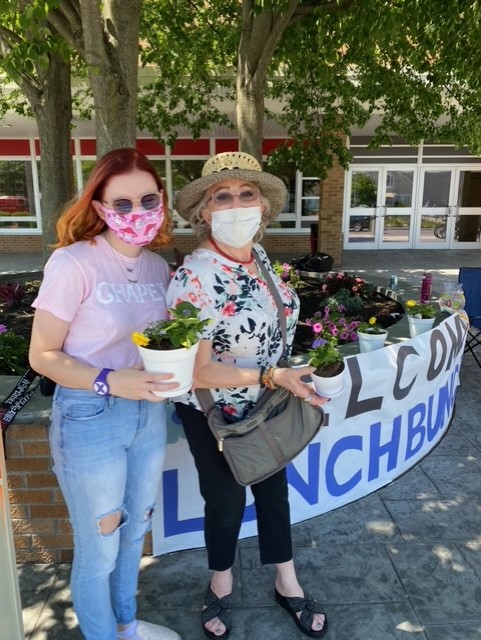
[93,368,114,397]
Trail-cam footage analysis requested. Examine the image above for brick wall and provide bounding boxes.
[0,236,42,253]
[5,419,152,563]
[160,234,312,261]
[318,160,345,265]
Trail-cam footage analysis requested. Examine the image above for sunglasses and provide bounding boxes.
[207,189,259,208]
[102,192,162,215]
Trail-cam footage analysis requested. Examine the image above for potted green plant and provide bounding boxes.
[355,317,388,353]
[405,299,436,338]
[131,301,211,397]
[307,335,345,397]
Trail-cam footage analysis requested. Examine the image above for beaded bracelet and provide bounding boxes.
[260,366,279,390]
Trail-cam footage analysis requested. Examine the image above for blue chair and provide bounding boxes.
[458,267,481,368]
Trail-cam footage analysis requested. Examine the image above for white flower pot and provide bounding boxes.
[137,341,199,398]
[311,364,345,398]
[407,316,435,338]
[356,330,388,353]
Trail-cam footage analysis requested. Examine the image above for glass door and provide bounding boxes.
[415,169,455,248]
[345,169,380,247]
[452,169,481,248]
[380,168,415,246]
[345,167,416,248]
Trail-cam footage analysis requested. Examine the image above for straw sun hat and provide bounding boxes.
[174,151,288,221]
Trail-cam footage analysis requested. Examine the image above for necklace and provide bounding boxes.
[208,236,254,265]
[104,234,143,283]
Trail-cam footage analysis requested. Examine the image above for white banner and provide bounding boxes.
[152,313,467,556]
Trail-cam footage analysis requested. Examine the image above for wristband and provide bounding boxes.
[93,368,114,397]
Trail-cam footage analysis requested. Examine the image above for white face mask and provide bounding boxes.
[211,206,262,248]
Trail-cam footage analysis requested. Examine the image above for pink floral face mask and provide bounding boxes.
[100,203,164,246]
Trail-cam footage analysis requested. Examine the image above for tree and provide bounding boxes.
[140,0,481,172]
[139,0,323,164]
[46,0,143,157]
[0,0,74,252]
[0,0,147,253]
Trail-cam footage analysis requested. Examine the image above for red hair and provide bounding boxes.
[54,148,172,250]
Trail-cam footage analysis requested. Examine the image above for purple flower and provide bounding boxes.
[312,322,323,333]
[312,338,327,348]
[0,324,7,334]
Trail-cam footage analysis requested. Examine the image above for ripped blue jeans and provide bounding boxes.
[50,387,167,640]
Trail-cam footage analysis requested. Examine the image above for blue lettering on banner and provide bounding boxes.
[162,469,204,537]
[161,365,459,537]
[368,416,401,481]
[405,367,457,461]
[163,468,256,537]
[325,436,363,496]
[287,443,321,504]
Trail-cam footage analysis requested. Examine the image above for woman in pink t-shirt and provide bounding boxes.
[29,148,181,640]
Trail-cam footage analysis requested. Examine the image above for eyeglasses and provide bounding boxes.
[102,192,162,215]
[207,189,260,208]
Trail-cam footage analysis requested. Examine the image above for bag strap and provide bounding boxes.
[1,367,41,456]
[252,247,287,352]
[196,248,289,414]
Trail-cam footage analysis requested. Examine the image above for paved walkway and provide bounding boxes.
[4,248,481,639]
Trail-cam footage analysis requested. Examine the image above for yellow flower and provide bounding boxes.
[406,299,416,308]
[131,332,150,347]
[368,317,377,325]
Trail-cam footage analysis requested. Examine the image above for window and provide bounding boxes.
[0,161,37,230]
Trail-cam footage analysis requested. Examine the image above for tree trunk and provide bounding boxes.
[236,76,265,162]
[31,55,73,257]
[78,0,142,157]
[236,0,299,163]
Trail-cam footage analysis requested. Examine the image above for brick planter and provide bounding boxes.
[1,378,152,563]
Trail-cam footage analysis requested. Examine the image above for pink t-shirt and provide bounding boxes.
[32,235,171,370]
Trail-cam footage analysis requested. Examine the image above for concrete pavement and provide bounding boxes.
[5,248,481,639]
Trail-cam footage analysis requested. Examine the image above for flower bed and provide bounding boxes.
[291,272,404,356]
[0,273,405,375]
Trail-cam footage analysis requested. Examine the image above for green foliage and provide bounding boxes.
[307,335,344,373]
[138,0,238,146]
[132,301,212,350]
[323,290,364,317]
[0,325,29,375]
[138,0,481,176]
[405,300,436,319]
[272,261,304,289]
[357,317,386,334]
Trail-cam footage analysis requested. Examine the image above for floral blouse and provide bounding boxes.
[166,244,299,418]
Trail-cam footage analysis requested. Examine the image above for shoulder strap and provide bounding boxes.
[252,247,287,350]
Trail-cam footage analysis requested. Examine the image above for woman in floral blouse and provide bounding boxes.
[167,152,329,639]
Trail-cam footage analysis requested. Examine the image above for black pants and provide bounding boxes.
[175,402,293,571]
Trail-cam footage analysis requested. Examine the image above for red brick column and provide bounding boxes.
[318,159,345,266]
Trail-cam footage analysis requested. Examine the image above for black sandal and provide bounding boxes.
[201,585,232,639]
[275,588,328,637]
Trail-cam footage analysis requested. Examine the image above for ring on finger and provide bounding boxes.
[304,394,314,404]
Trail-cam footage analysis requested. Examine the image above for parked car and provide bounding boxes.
[0,195,29,215]
[349,215,371,231]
